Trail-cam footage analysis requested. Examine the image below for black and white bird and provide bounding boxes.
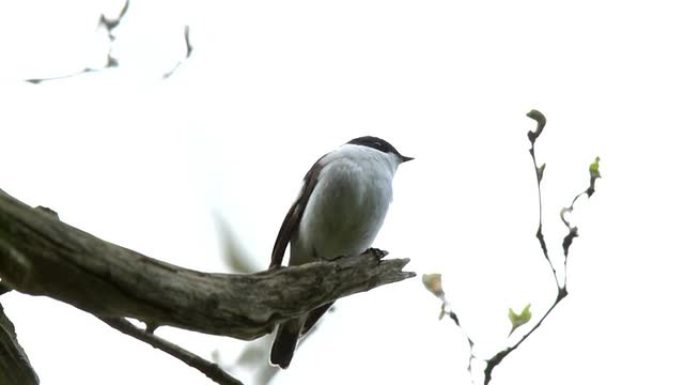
[269,136,413,369]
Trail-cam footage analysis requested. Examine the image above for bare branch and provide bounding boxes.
[481,110,599,384]
[0,302,40,385]
[99,317,242,385]
[99,0,130,37]
[25,0,129,84]
[163,25,194,79]
[526,109,560,288]
[444,305,477,379]
[483,290,566,384]
[184,25,194,58]
[424,110,600,385]
[0,189,414,341]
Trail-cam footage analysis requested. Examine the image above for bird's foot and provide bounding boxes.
[364,247,388,260]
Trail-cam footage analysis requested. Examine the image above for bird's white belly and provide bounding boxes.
[292,157,393,264]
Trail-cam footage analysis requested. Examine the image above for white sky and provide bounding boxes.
[1,0,682,384]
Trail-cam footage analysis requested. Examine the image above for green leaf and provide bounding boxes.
[508,304,532,336]
[589,156,601,179]
[588,156,601,197]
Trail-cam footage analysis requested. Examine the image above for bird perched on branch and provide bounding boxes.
[269,136,413,369]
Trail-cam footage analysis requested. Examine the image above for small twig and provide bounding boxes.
[425,110,600,385]
[99,0,130,38]
[480,110,599,384]
[422,275,478,383]
[483,289,566,384]
[444,306,477,383]
[526,109,561,289]
[163,25,194,79]
[25,0,129,84]
[100,317,243,385]
[25,69,96,84]
[560,157,600,288]
[481,110,559,384]
[23,0,194,83]
[184,25,194,58]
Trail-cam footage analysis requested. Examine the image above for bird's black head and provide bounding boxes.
[347,136,413,162]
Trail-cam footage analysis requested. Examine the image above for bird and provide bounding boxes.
[269,135,413,369]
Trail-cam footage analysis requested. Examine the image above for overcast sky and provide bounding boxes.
[1,1,682,384]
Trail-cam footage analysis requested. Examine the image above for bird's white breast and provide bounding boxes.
[291,145,398,264]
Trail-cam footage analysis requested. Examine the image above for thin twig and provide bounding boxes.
[559,157,599,288]
[481,110,598,384]
[425,110,600,385]
[99,317,243,385]
[25,0,129,84]
[23,0,194,83]
[443,306,477,383]
[163,25,194,79]
[99,0,130,38]
[527,110,561,289]
[483,289,566,384]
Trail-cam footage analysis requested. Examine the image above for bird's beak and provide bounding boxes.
[400,155,414,163]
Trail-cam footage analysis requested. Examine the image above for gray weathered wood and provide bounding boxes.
[0,302,40,385]
[0,189,414,340]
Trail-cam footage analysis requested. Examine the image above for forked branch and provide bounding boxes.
[424,110,601,384]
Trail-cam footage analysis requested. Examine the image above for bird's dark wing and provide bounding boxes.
[300,302,334,335]
[269,156,324,268]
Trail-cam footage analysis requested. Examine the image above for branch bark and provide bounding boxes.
[0,301,40,385]
[0,189,414,341]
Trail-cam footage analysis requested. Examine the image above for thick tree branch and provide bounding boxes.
[0,282,11,296]
[0,189,414,341]
[0,302,40,385]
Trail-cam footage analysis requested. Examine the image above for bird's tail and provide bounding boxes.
[270,319,301,369]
